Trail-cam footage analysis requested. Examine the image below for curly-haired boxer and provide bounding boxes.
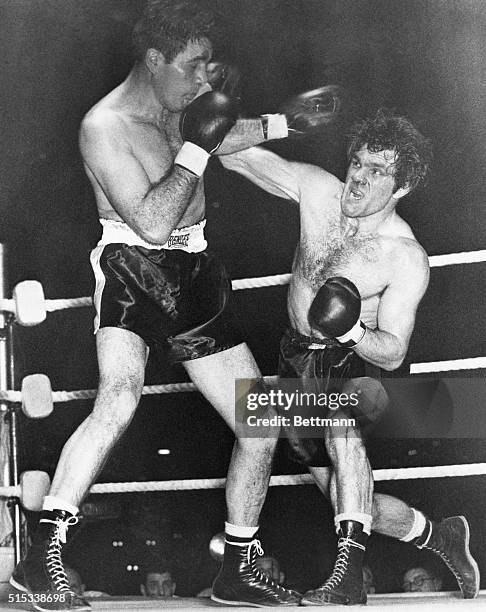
[221,109,479,605]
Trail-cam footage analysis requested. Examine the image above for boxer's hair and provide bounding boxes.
[132,0,221,63]
[347,108,433,194]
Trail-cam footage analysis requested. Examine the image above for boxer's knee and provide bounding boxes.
[91,372,143,433]
[237,433,278,458]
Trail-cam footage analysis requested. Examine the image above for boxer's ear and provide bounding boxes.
[145,48,166,73]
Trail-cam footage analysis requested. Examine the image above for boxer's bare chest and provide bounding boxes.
[295,218,392,299]
[127,115,183,179]
[125,114,205,214]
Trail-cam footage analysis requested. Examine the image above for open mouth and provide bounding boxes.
[349,186,364,200]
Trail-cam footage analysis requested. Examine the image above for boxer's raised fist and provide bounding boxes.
[175,91,239,177]
[180,91,239,153]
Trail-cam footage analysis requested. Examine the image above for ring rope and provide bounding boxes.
[40,248,486,314]
[0,376,280,404]
[410,356,486,374]
[86,462,486,493]
[1,462,484,499]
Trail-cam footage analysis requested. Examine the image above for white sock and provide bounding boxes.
[43,495,79,516]
[225,521,259,539]
[400,508,427,542]
[335,512,372,535]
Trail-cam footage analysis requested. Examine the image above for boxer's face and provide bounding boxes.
[149,38,212,112]
[341,146,398,218]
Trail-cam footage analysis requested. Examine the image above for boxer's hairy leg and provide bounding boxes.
[324,416,373,517]
[371,494,415,538]
[310,467,415,538]
[184,343,277,526]
[49,327,147,505]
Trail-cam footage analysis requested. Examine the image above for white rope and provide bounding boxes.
[428,249,486,268]
[0,376,280,404]
[39,248,486,314]
[410,357,486,374]
[86,462,486,495]
[1,462,484,498]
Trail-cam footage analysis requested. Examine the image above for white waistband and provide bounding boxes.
[97,219,207,253]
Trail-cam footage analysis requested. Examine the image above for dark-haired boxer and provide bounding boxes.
[221,109,479,605]
[10,2,339,610]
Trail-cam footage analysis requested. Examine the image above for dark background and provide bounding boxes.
[1,0,485,597]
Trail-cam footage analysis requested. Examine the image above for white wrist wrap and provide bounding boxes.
[262,114,289,140]
[336,320,367,347]
[174,142,210,177]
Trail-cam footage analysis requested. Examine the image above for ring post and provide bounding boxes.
[0,244,21,564]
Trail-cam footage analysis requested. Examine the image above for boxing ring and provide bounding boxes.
[0,245,485,608]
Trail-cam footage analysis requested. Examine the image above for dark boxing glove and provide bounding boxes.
[175,91,239,177]
[308,277,367,347]
[261,85,341,140]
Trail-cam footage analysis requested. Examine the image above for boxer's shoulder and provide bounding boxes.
[299,166,342,209]
[80,103,131,158]
[388,237,430,285]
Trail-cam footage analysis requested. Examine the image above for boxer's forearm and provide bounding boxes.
[215,118,266,154]
[353,328,408,371]
[135,167,199,244]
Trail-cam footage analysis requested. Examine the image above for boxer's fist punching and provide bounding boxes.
[308,277,367,347]
[261,85,341,140]
[175,91,239,177]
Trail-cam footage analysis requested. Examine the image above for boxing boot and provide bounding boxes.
[211,535,301,606]
[301,520,367,605]
[412,516,479,598]
[10,510,90,611]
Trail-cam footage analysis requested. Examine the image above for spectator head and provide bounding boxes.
[255,555,285,585]
[402,565,443,593]
[141,562,176,598]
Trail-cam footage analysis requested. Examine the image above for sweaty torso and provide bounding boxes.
[288,174,417,336]
[83,82,205,228]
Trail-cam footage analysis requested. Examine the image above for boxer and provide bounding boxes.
[221,108,479,604]
[10,2,340,610]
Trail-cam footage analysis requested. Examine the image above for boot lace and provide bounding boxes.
[424,543,464,587]
[246,539,292,594]
[322,536,353,590]
[44,515,79,593]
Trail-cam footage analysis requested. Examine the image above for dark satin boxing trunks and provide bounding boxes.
[278,327,386,467]
[90,219,242,363]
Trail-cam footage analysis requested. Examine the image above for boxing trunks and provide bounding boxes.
[278,327,386,467]
[90,219,242,363]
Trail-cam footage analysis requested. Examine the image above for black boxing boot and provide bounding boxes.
[10,510,90,611]
[412,516,479,598]
[301,521,367,606]
[211,535,302,606]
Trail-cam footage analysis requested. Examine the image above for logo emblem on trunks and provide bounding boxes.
[168,233,190,248]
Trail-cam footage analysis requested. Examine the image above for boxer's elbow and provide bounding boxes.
[381,345,407,371]
[381,358,403,372]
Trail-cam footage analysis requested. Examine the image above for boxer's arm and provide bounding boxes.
[353,242,430,370]
[219,146,329,203]
[215,119,266,155]
[80,111,198,244]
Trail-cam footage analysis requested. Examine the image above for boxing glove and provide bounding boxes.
[261,85,341,140]
[308,277,367,347]
[175,91,239,177]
